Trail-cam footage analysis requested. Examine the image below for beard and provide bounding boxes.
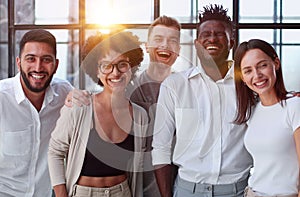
[20,65,54,93]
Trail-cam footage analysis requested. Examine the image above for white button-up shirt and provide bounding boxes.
[152,64,252,184]
[0,73,72,197]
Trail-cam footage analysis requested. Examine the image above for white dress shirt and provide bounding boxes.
[0,73,72,197]
[152,64,252,184]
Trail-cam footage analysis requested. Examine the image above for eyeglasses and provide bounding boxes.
[98,61,131,74]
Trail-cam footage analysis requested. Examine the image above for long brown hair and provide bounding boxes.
[234,39,287,124]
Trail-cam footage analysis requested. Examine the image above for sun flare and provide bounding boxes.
[87,0,125,34]
[88,0,117,26]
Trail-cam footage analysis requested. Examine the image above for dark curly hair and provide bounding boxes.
[81,31,144,86]
[197,4,234,38]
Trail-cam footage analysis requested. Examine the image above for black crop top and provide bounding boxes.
[80,115,134,177]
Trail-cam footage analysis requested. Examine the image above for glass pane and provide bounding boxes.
[0,0,8,78]
[240,0,275,23]
[160,0,194,23]
[281,30,300,92]
[283,0,300,23]
[282,29,300,44]
[15,30,79,85]
[0,0,8,42]
[15,0,34,24]
[35,0,78,24]
[175,29,196,71]
[282,46,300,91]
[0,44,8,79]
[55,30,79,85]
[239,29,278,44]
[85,0,153,24]
[15,0,78,24]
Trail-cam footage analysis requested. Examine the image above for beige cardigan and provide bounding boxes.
[48,102,148,197]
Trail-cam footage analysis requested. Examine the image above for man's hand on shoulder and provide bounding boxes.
[65,89,91,107]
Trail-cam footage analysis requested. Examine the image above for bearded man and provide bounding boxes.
[0,29,73,197]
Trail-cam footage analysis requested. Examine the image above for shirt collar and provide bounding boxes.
[225,60,234,80]
[14,73,26,104]
[188,60,234,81]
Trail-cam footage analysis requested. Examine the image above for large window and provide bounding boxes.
[1,0,299,91]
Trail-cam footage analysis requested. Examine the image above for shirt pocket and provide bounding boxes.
[2,127,32,156]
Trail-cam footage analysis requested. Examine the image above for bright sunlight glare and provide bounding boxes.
[87,0,117,26]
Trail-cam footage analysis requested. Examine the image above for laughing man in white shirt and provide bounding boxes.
[152,4,253,197]
[0,29,73,197]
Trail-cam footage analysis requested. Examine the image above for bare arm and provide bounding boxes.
[65,89,91,107]
[293,92,300,97]
[154,164,173,197]
[293,127,300,197]
[53,184,68,197]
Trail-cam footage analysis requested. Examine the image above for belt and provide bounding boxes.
[177,176,248,194]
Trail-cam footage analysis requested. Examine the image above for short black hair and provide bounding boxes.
[19,29,57,57]
[197,4,233,37]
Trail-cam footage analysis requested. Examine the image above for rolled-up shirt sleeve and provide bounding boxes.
[152,78,176,166]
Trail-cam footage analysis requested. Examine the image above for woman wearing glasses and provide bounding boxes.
[48,31,147,197]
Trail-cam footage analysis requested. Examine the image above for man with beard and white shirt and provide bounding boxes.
[0,29,73,197]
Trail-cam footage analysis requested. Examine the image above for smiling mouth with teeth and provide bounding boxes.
[110,78,122,83]
[157,51,171,58]
[32,74,44,79]
[254,80,267,86]
[206,46,219,50]
[30,72,47,80]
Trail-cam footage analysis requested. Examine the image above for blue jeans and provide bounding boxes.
[173,176,248,197]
